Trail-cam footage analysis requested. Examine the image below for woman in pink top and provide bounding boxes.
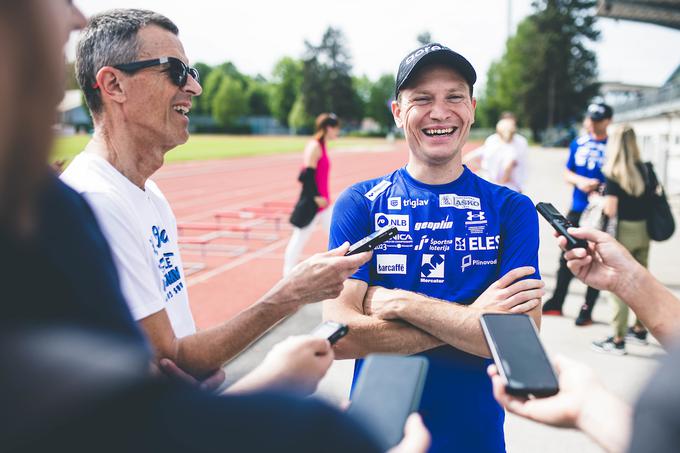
[283,113,340,275]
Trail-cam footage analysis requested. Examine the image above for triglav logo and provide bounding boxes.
[403,199,429,209]
[375,213,410,232]
[414,215,453,231]
[377,254,407,274]
[388,197,402,210]
[439,194,481,210]
[420,254,445,283]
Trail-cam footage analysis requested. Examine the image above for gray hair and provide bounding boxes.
[76,9,179,116]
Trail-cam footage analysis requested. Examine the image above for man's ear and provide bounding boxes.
[95,66,127,106]
[391,100,403,129]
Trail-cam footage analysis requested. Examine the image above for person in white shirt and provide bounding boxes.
[465,113,529,192]
[62,9,371,384]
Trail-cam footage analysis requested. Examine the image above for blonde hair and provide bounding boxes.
[496,118,516,143]
[602,125,645,197]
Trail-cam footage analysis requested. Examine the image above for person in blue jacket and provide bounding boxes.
[323,43,544,453]
[542,103,613,326]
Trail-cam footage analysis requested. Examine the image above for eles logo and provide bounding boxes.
[375,213,410,232]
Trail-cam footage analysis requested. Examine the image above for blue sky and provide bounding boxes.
[67,0,680,89]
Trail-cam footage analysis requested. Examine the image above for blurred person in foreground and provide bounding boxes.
[543,103,613,325]
[61,9,371,382]
[490,226,680,453]
[284,113,340,275]
[0,2,429,452]
[324,42,544,452]
[592,125,652,355]
[464,112,529,192]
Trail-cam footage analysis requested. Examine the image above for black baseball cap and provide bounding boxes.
[395,43,477,98]
[586,103,613,121]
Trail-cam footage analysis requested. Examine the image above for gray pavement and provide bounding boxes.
[222,146,680,453]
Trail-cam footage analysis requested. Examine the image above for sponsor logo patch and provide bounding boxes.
[439,194,482,210]
[387,197,402,210]
[364,180,392,201]
[377,254,407,274]
[460,254,498,272]
[403,199,429,209]
[414,215,453,231]
[420,254,445,283]
[465,210,488,234]
[375,213,410,232]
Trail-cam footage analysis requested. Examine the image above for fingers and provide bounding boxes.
[566,226,607,243]
[391,413,431,453]
[324,242,350,256]
[159,358,198,385]
[200,369,226,392]
[509,298,541,313]
[493,267,536,289]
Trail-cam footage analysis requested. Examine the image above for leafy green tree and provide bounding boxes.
[200,69,226,118]
[417,31,433,45]
[269,57,303,126]
[480,0,600,140]
[301,27,363,121]
[365,74,395,132]
[288,94,313,133]
[192,62,213,114]
[212,76,249,128]
[246,79,272,116]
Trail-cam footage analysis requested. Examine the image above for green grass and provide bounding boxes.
[52,134,389,163]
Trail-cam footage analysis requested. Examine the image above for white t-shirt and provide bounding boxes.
[61,152,196,338]
[479,133,529,192]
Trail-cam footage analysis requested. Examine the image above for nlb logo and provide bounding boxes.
[420,254,445,283]
[375,213,410,232]
[414,215,453,231]
[439,194,482,210]
[377,254,407,274]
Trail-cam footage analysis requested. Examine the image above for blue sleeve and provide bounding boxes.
[499,192,541,280]
[329,187,373,282]
[566,140,577,172]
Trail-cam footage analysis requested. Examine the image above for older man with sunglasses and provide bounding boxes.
[61,9,371,385]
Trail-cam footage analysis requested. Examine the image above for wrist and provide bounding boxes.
[575,384,609,431]
[612,260,647,302]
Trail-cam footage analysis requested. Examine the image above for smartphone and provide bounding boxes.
[347,354,429,450]
[480,313,559,397]
[535,202,588,250]
[310,321,348,345]
[345,226,399,256]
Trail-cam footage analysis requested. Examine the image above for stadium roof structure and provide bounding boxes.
[596,0,680,30]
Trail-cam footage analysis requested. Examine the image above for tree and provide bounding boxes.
[417,31,433,45]
[192,62,213,114]
[212,76,249,128]
[301,27,363,121]
[200,69,226,118]
[365,74,395,132]
[269,57,303,126]
[288,94,313,133]
[246,79,272,116]
[479,0,600,140]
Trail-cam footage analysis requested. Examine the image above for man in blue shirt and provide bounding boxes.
[323,43,544,453]
[542,103,613,325]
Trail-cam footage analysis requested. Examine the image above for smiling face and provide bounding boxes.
[392,65,476,167]
[116,25,202,155]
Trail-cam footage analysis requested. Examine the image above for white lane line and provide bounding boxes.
[187,237,290,287]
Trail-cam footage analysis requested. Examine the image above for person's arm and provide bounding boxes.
[488,356,632,453]
[363,266,544,358]
[603,194,617,218]
[322,279,444,359]
[564,169,600,193]
[560,227,680,346]
[142,243,371,378]
[226,336,334,396]
[301,140,328,208]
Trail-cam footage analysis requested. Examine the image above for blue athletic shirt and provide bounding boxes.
[329,165,540,453]
[566,134,607,212]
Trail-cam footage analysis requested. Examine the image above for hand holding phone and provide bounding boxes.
[310,321,348,345]
[481,313,559,397]
[345,226,399,256]
[536,202,588,250]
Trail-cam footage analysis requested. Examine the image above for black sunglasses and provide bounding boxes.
[113,56,199,87]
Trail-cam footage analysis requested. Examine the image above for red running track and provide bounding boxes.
[155,140,480,329]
